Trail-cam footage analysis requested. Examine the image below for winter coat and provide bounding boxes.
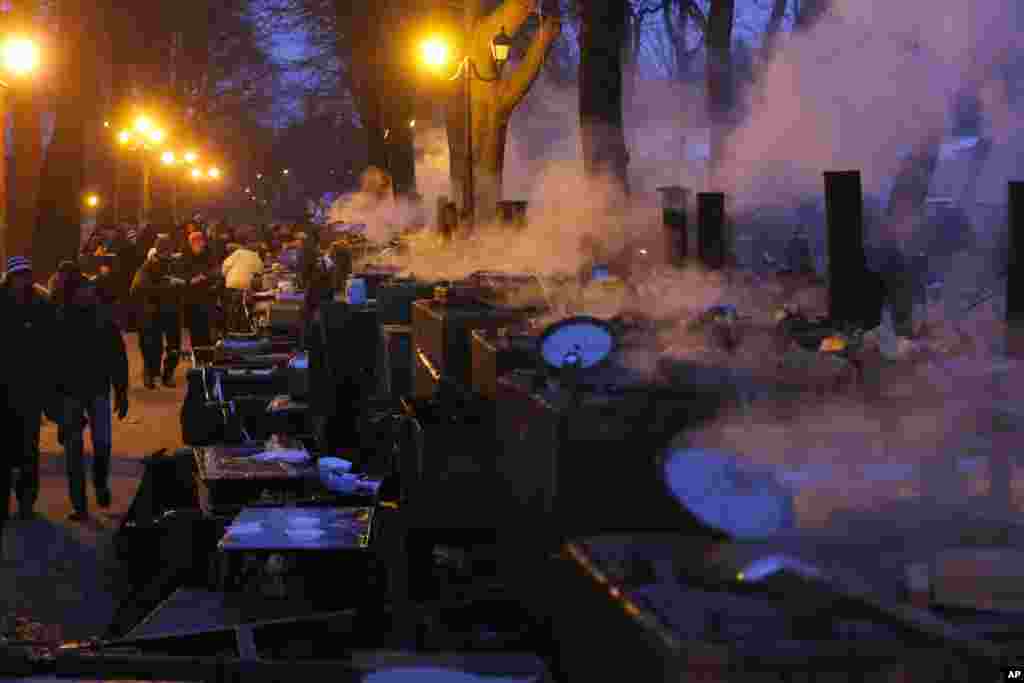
[0,283,57,411]
[131,256,182,315]
[222,248,264,290]
[179,249,219,305]
[54,304,129,399]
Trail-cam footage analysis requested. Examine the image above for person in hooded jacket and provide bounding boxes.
[131,235,185,388]
[52,272,129,521]
[0,256,56,536]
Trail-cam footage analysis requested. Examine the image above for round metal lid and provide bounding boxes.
[536,315,617,371]
[662,447,795,540]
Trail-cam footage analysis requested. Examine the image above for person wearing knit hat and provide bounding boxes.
[1,255,57,532]
[131,234,185,388]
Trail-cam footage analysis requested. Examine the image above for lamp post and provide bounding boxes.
[161,150,179,225]
[0,34,40,266]
[116,114,167,229]
[420,26,512,229]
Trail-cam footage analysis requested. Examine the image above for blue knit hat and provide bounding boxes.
[6,256,31,275]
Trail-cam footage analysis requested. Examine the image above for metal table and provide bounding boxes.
[194,445,320,516]
[216,506,375,595]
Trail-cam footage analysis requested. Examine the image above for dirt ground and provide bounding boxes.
[0,333,190,644]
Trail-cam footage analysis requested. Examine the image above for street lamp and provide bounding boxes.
[115,113,168,227]
[208,167,221,180]
[191,168,203,180]
[161,150,176,165]
[1,36,40,79]
[419,27,513,228]
[184,150,198,164]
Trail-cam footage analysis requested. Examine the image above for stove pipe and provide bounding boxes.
[824,171,878,328]
[697,192,726,270]
[1008,181,1024,325]
[657,186,689,266]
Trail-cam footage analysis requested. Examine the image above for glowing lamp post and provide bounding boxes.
[1,36,40,81]
[419,26,512,229]
[115,113,167,227]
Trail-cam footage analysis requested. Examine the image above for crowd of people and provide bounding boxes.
[0,165,424,559]
[0,217,338,556]
[81,219,328,386]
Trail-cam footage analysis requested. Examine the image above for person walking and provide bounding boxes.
[131,235,185,388]
[0,256,55,535]
[181,230,219,349]
[52,274,129,521]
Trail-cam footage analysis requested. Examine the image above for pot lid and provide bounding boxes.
[536,315,617,371]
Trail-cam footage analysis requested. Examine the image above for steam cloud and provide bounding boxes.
[397,0,1024,534]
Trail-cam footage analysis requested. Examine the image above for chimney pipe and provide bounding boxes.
[697,192,726,270]
[657,186,689,266]
[1007,181,1024,326]
[824,171,882,329]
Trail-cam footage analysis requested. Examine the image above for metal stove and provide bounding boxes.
[494,315,750,547]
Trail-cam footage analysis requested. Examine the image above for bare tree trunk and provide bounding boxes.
[337,0,416,197]
[762,0,787,61]
[794,0,829,30]
[663,0,693,79]
[7,1,44,266]
[705,0,734,188]
[579,0,629,191]
[446,0,561,224]
[35,0,97,281]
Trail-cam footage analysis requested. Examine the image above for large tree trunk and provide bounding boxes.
[338,0,417,198]
[446,0,561,225]
[705,0,735,189]
[794,0,829,30]
[35,0,98,281]
[7,1,44,267]
[578,0,629,191]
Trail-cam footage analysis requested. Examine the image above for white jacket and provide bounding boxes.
[222,248,264,290]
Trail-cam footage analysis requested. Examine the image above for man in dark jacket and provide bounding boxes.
[54,275,130,521]
[180,230,219,349]
[1,257,56,538]
[131,235,185,388]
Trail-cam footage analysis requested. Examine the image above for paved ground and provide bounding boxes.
[0,333,189,643]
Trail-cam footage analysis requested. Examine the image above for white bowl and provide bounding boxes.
[317,457,352,474]
[285,528,325,541]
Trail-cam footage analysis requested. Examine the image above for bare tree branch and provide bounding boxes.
[685,0,707,32]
